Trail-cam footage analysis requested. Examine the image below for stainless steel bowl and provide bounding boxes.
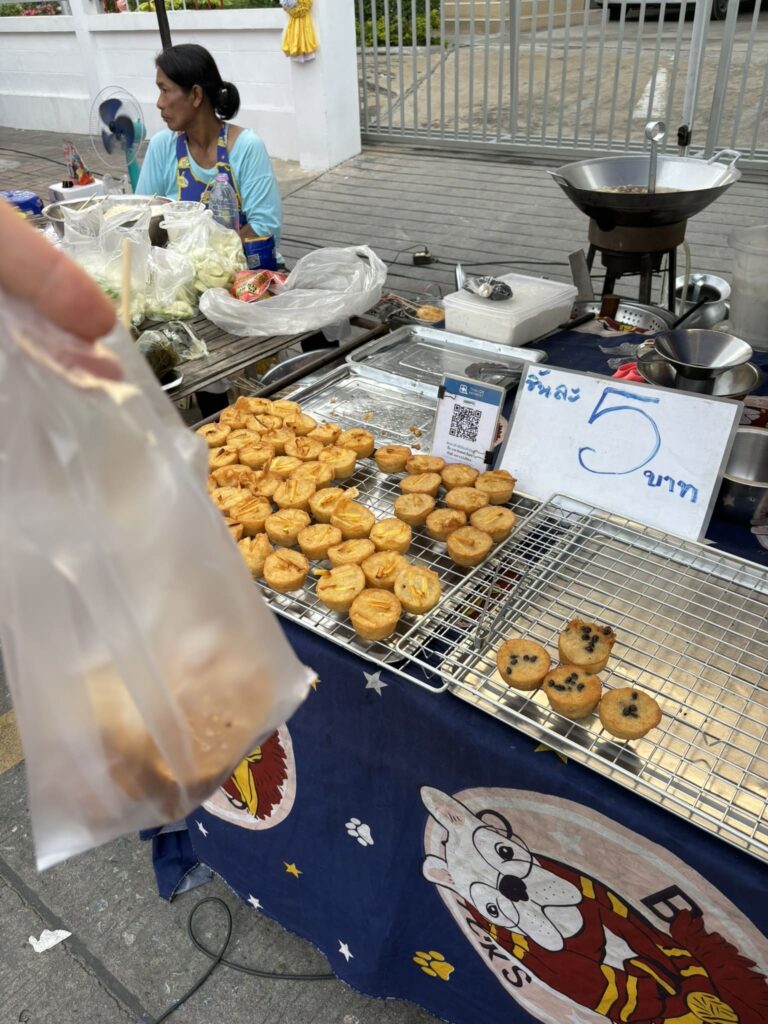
[42,194,171,247]
[636,351,762,399]
[674,274,730,329]
[717,427,768,522]
[653,328,753,381]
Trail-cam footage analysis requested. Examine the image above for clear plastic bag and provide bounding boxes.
[61,198,104,241]
[0,292,313,869]
[146,248,197,322]
[164,208,245,294]
[199,245,387,337]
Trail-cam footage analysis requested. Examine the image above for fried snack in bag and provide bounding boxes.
[0,292,313,869]
[230,269,287,303]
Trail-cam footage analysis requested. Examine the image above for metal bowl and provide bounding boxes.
[636,351,762,400]
[674,274,730,329]
[653,328,753,381]
[42,194,171,247]
[717,427,768,522]
[570,299,675,333]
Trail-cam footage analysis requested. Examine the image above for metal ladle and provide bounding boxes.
[645,120,666,194]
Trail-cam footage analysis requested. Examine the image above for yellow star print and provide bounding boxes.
[534,742,568,764]
[284,862,302,878]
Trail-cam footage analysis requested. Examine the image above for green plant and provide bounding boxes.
[359,7,441,47]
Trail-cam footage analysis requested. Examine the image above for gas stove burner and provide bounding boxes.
[586,221,686,311]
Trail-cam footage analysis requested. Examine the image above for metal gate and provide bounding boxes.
[356,0,768,168]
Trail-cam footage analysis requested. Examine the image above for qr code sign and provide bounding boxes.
[449,404,482,443]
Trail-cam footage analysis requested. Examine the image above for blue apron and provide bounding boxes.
[175,124,247,228]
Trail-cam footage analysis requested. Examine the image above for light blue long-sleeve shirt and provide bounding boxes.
[135,128,282,243]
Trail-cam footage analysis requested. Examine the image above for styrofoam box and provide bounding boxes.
[443,273,578,345]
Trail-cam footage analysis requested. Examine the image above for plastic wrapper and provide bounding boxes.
[199,245,387,337]
[137,322,208,379]
[146,248,197,322]
[61,198,104,241]
[230,269,287,303]
[0,292,313,869]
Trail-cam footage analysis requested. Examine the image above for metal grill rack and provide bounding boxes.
[395,495,768,864]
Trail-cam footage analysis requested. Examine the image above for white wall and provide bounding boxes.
[0,0,360,170]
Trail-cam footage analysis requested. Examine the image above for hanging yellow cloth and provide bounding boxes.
[281,0,318,59]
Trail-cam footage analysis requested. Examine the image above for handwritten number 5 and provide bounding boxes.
[578,387,661,476]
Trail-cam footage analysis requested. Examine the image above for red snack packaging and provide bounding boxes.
[230,270,287,303]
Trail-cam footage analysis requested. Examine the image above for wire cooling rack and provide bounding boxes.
[395,495,768,864]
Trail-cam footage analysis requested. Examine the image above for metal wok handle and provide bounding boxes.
[548,170,569,187]
[707,149,741,169]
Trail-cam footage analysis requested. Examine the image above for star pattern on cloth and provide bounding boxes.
[196,821,209,838]
[284,862,302,878]
[534,742,568,764]
[364,670,387,695]
[338,941,353,962]
[248,895,262,911]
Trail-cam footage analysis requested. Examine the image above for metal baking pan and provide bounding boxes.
[345,325,547,396]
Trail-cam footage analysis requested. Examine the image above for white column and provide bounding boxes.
[67,0,103,102]
[288,0,361,171]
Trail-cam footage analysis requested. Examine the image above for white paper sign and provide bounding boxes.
[431,375,505,471]
[498,365,740,540]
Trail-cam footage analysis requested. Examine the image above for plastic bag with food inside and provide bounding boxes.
[0,292,314,869]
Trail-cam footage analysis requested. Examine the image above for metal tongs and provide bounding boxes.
[455,262,513,301]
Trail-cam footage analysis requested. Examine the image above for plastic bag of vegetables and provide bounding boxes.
[163,208,245,294]
[146,248,197,322]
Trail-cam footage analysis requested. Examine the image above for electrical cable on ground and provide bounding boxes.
[0,145,70,168]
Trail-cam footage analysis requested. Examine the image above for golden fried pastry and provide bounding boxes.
[226,428,262,451]
[281,439,319,465]
[282,412,318,437]
[375,445,411,473]
[316,564,366,613]
[211,486,248,514]
[207,476,218,495]
[238,440,276,471]
[444,486,489,516]
[307,422,341,445]
[393,566,441,615]
[246,413,284,434]
[327,538,375,567]
[400,472,442,498]
[496,639,551,691]
[225,519,244,542]
[349,589,402,641]
[263,548,309,593]
[470,506,517,543]
[441,463,479,490]
[196,422,231,448]
[235,395,274,416]
[291,461,335,490]
[238,534,273,578]
[599,687,661,740]
[405,455,446,475]
[475,469,516,505]
[337,428,375,459]
[265,509,311,547]
[271,399,302,419]
[212,464,256,488]
[297,524,343,560]
[318,445,357,480]
[261,427,296,455]
[269,455,304,480]
[247,470,282,500]
[209,445,240,470]
[544,667,602,720]
[362,551,409,591]
[309,486,350,523]
[425,508,467,541]
[330,499,376,539]
[230,495,272,536]
[370,517,412,554]
[394,492,436,527]
[447,526,493,567]
[274,478,317,512]
[558,619,617,675]
[219,407,250,429]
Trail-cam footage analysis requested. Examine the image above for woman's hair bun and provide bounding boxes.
[216,81,241,121]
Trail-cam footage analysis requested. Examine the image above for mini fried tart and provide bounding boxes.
[219,406,250,429]
[196,422,231,448]
[210,486,248,514]
[291,461,335,489]
[558,619,617,674]
[375,445,412,473]
[271,399,302,419]
[307,422,342,445]
[447,526,493,567]
[327,538,376,567]
[441,463,479,490]
[265,509,311,547]
[282,412,318,437]
[599,687,661,740]
[349,589,402,641]
[444,486,489,515]
[496,639,551,691]
[337,428,376,459]
[235,395,274,416]
[273,478,317,512]
[400,472,442,497]
[393,566,441,615]
[405,454,446,475]
[247,470,282,500]
[285,436,324,462]
[209,445,240,470]
[238,534,273,578]
[226,429,262,451]
[370,518,412,554]
[318,445,358,480]
[475,469,516,505]
[269,455,304,480]
[361,551,409,590]
[238,441,276,471]
[330,499,376,539]
[261,427,296,455]
[230,495,273,536]
[470,506,517,543]
[263,548,309,593]
[226,520,244,542]
[425,508,467,541]
[544,667,602,719]
[297,523,343,560]
[309,486,349,523]
[316,564,366,613]
[212,464,256,488]
[246,413,284,434]
[394,492,436,526]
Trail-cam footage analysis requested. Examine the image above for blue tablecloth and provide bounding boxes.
[147,328,768,1024]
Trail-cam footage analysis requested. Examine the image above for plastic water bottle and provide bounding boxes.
[209,173,239,231]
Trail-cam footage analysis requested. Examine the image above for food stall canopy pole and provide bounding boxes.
[680,0,714,151]
[155,0,172,51]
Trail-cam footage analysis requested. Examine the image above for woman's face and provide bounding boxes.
[155,68,200,132]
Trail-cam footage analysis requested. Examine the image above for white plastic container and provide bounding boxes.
[443,272,577,345]
[729,225,768,352]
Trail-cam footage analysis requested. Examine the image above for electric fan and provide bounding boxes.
[89,87,147,192]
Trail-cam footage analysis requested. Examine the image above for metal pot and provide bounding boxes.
[674,274,730,329]
[717,427,768,522]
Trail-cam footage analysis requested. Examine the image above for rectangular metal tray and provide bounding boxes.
[345,325,547,396]
[395,495,768,863]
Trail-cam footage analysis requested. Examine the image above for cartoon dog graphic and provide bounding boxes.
[421,786,768,1024]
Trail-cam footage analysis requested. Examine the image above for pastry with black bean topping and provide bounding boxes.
[495,639,551,691]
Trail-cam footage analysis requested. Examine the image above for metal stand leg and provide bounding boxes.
[667,246,677,313]
[638,255,653,305]
[586,245,597,270]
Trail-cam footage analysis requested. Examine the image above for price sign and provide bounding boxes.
[431,375,505,472]
[498,365,740,541]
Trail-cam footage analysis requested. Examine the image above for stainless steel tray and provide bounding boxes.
[395,494,768,864]
[345,325,547,396]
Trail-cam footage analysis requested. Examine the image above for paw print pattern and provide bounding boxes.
[345,818,374,846]
[413,950,454,981]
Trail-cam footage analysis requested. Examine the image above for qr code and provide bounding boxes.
[449,404,482,443]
